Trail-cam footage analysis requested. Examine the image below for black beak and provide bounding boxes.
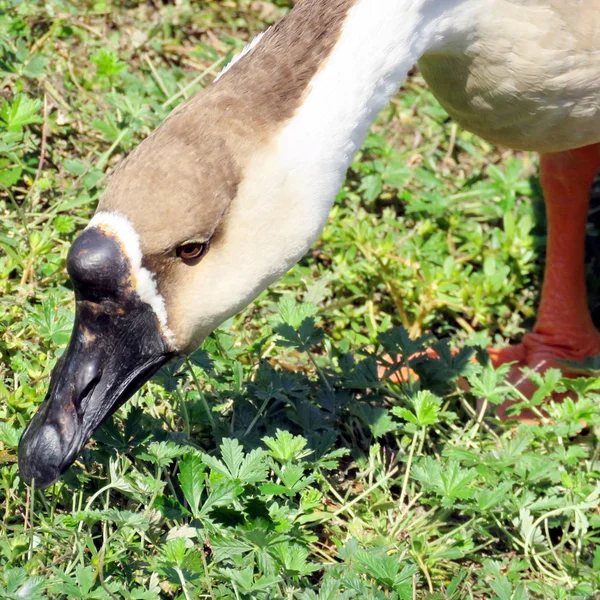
[18,226,176,488]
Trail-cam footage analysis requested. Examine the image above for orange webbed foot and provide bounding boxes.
[485,329,600,423]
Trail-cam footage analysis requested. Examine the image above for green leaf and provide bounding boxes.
[221,437,244,479]
[159,538,188,568]
[13,575,46,600]
[489,575,513,600]
[92,114,122,142]
[199,479,241,516]
[413,458,477,506]
[466,362,512,406]
[210,534,254,562]
[513,507,546,550]
[259,482,290,496]
[63,159,88,176]
[352,403,396,438]
[200,451,230,478]
[274,463,314,493]
[91,48,127,77]
[379,327,432,359]
[140,441,186,467]
[477,483,511,511]
[202,437,265,483]
[359,174,383,202]
[4,568,27,595]
[22,53,47,78]
[593,545,600,571]
[0,165,21,187]
[0,422,23,449]
[54,215,75,234]
[276,297,318,329]
[237,447,269,484]
[354,547,418,590]
[275,317,324,352]
[271,542,318,575]
[75,565,94,595]
[263,430,311,463]
[341,356,380,388]
[393,390,441,428]
[0,94,42,132]
[178,453,205,517]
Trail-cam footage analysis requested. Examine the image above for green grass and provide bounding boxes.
[1,1,600,598]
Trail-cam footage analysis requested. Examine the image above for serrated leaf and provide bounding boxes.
[413,458,477,506]
[200,451,230,478]
[75,565,94,595]
[159,538,188,567]
[210,535,254,562]
[140,441,187,467]
[0,422,23,449]
[178,454,205,517]
[91,48,127,77]
[263,430,311,463]
[513,507,546,550]
[4,568,27,594]
[277,463,314,492]
[199,479,241,516]
[489,576,513,600]
[342,356,380,388]
[259,482,290,496]
[220,437,244,479]
[0,94,42,132]
[393,390,441,428]
[22,53,47,78]
[54,215,75,233]
[14,575,46,599]
[237,447,268,484]
[353,403,396,438]
[359,174,383,202]
[276,297,318,329]
[274,317,324,352]
[271,542,318,575]
[155,495,190,520]
[477,483,511,511]
[466,362,511,406]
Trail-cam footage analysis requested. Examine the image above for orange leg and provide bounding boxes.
[489,143,600,420]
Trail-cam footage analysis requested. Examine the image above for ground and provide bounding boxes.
[1,1,600,598]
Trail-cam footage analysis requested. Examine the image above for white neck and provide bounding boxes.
[178,0,478,346]
[274,0,475,252]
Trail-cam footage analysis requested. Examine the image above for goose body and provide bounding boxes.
[419,0,600,152]
[19,0,600,486]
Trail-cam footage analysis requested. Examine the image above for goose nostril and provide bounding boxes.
[73,355,103,416]
[74,372,101,416]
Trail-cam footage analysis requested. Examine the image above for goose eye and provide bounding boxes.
[176,241,209,261]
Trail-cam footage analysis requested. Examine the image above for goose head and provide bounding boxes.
[17,81,331,488]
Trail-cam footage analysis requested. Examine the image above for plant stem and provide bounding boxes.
[176,567,193,600]
[398,431,419,511]
[186,359,215,429]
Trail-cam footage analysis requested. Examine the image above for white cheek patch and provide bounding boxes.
[87,211,176,348]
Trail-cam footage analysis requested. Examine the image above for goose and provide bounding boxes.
[18,0,600,488]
